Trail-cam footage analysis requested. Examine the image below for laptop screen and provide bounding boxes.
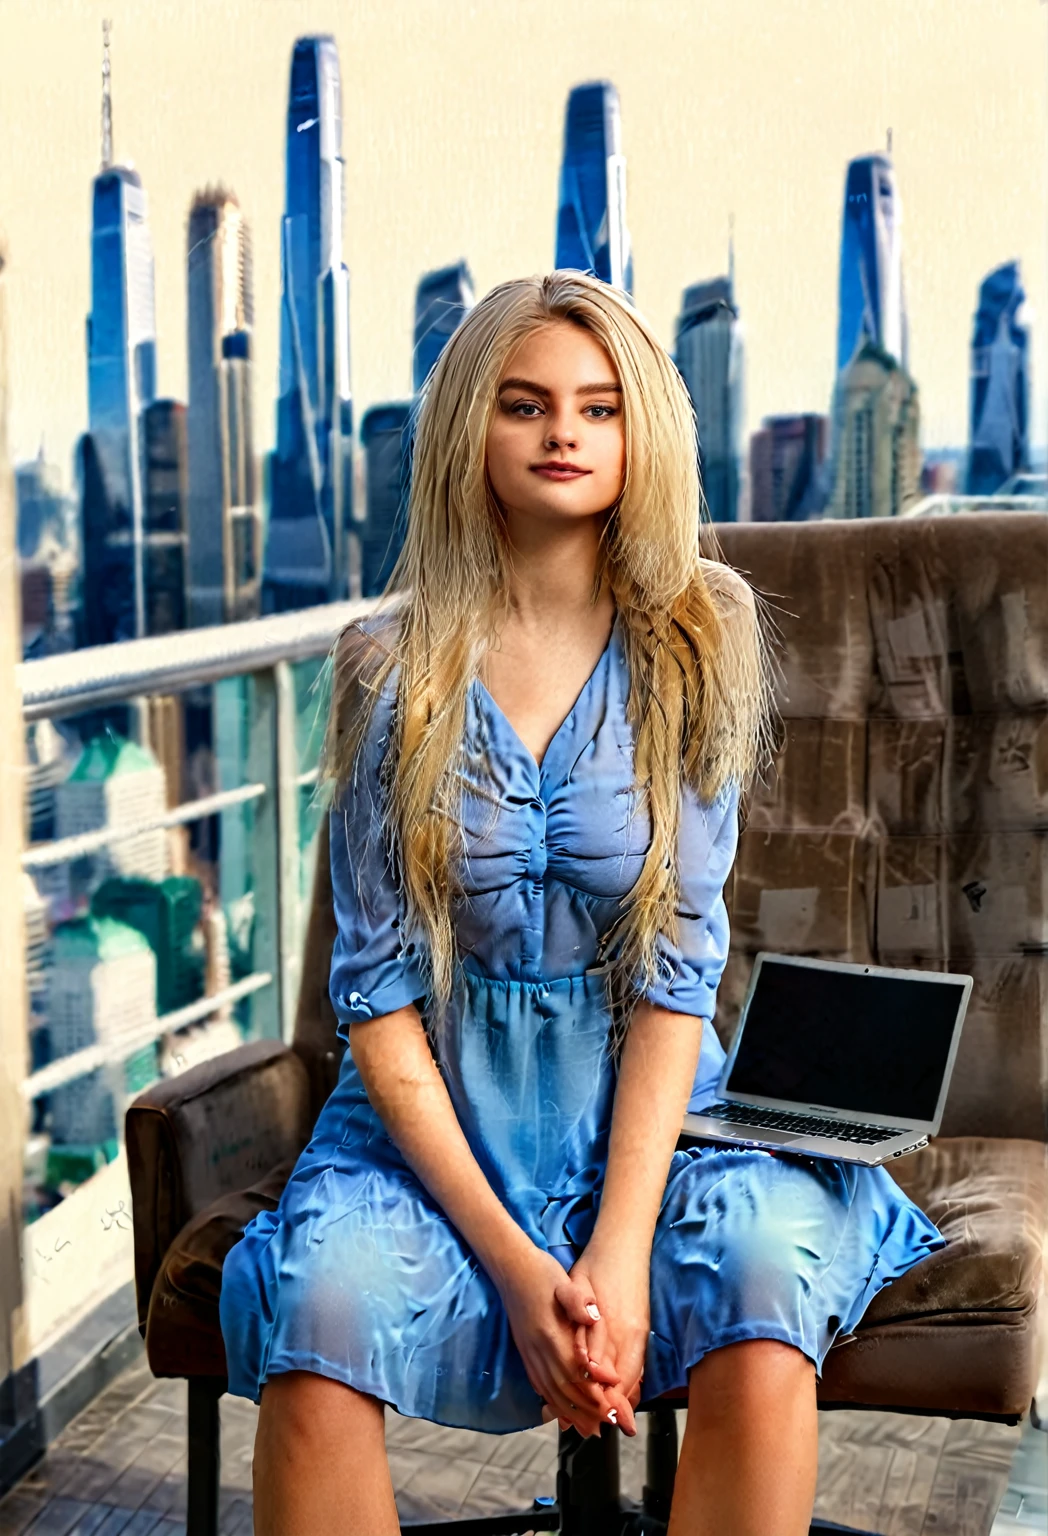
[724,959,966,1122]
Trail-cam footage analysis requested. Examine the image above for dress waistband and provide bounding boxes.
[459,964,611,999]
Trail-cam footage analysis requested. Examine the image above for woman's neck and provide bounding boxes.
[498,509,610,635]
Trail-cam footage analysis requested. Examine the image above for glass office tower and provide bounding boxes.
[836,154,908,374]
[675,277,745,523]
[358,403,413,598]
[186,189,259,626]
[83,25,158,642]
[965,260,1029,496]
[413,262,474,394]
[749,414,828,522]
[141,400,189,635]
[263,35,353,613]
[555,82,633,294]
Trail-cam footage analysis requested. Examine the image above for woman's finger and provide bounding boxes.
[553,1276,603,1329]
[603,1382,638,1437]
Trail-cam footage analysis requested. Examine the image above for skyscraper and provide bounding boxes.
[828,339,921,519]
[675,275,745,523]
[413,262,474,394]
[263,36,353,613]
[142,399,188,634]
[16,451,75,562]
[965,260,1030,496]
[749,414,828,523]
[359,403,412,598]
[836,154,907,374]
[186,189,259,625]
[555,82,633,294]
[84,20,158,641]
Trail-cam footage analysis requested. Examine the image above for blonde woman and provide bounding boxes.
[220,273,942,1536]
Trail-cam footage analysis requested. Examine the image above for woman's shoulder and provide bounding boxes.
[335,601,405,669]
[697,556,757,623]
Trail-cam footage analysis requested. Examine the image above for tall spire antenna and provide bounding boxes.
[101,19,113,170]
[886,126,892,156]
[728,211,735,297]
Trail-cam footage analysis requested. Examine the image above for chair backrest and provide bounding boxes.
[715,514,1048,1141]
[291,811,346,1116]
[292,514,1048,1140]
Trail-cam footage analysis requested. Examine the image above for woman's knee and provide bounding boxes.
[690,1338,814,1408]
[257,1370,385,1462]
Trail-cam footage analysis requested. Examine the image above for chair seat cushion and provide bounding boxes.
[145,1159,295,1379]
[818,1136,1046,1418]
[145,1138,1046,1419]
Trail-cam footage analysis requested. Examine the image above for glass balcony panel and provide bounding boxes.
[17,601,362,1353]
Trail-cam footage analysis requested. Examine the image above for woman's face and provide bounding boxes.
[486,320,626,528]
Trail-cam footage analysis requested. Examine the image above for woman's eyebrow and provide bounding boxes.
[498,377,551,396]
[496,377,622,396]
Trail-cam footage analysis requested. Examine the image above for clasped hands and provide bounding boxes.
[499,1243,649,1439]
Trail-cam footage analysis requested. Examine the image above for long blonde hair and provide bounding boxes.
[323,271,771,1042]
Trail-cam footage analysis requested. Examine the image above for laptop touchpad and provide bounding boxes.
[724,1125,802,1147]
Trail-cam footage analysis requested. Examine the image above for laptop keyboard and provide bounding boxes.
[701,1102,906,1146]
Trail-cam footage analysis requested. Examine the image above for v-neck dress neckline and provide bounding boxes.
[471,609,621,793]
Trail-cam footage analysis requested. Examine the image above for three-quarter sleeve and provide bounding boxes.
[640,780,740,1021]
[328,686,428,1034]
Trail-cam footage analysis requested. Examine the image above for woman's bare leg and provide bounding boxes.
[253,1371,399,1536]
[667,1339,818,1536]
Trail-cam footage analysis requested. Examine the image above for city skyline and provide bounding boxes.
[263,34,353,611]
[0,0,1045,485]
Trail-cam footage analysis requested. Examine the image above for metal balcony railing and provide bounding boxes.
[17,599,377,1110]
[901,492,1048,518]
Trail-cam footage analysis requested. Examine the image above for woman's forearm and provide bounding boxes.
[587,1000,705,1268]
[349,1005,533,1289]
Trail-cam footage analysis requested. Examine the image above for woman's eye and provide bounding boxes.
[585,404,618,419]
[510,400,543,417]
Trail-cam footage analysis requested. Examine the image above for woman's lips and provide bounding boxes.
[531,464,590,480]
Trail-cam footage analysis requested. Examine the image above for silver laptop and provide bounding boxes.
[681,953,972,1166]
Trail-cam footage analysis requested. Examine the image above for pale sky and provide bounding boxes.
[0,0,1045,482]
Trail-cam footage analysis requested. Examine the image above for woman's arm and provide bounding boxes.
[571,781,741,1412]
[350,1003,535,1288]
[569,1001,705,1417]
[350,1003,618,1434]
[587,1000,705,1266]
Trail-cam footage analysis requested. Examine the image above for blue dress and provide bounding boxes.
[220,610,943,1431]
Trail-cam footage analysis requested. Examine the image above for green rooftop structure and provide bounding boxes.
[67,734,159,782]
[92,875,205,1014]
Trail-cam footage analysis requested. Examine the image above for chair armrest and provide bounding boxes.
[125,1038,312,1331]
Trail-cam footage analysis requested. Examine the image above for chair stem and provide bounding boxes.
[642,1402,678,1522]
[187,1378,222,1536]
[556,1423,622,1534]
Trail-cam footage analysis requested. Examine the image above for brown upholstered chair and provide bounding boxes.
[127,514,1048,1535]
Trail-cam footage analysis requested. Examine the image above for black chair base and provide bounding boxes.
[185,1379,881,1535]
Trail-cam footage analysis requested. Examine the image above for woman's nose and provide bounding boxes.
[544,419,579,450]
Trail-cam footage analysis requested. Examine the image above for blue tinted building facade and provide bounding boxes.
[263,36,353,613]
[966,261,1029,496]
[186,190,259,626]
[413,262,474,393]
[358,403,413,598]
[836,154,907,374]
[85,165,158,641]
[675,277,744,523]
[555,82,633,294]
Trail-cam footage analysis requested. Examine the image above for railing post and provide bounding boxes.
[244,669,281,1042]
[0,235,30,1432]
[273,660,302,1044]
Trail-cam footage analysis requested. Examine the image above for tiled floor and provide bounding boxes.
[0,1353,1043,1535]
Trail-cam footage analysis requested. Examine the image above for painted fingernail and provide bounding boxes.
[581,1369,590,1380]
[607,1408,618,1424]
[585,1304,601,1320]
